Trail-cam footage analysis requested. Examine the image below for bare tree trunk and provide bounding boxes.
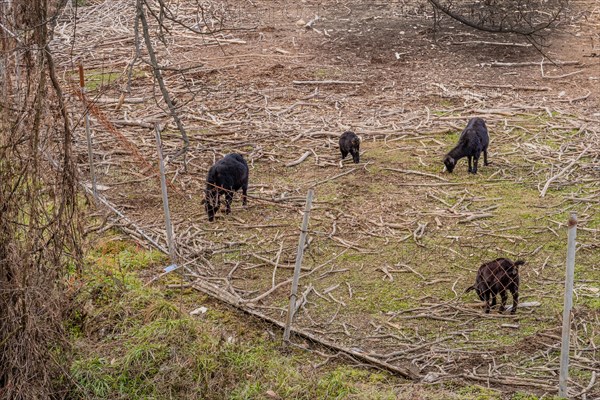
[137,0,189,157]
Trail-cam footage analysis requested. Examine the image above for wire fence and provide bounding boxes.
[70,97,600,396]
[56,1,600,397]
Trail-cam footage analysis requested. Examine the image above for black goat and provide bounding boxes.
[339,131,360,164]
[444,117,489,174]
[466,258,524,314]
[204,153,248,222]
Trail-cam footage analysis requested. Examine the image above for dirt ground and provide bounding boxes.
[54,0,600,397]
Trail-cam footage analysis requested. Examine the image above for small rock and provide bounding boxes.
[190,306,208,316]
[295,19,306,26]
[422,372,440,383]
[265,390,281,399]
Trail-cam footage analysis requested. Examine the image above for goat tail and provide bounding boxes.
[514,260,526,267]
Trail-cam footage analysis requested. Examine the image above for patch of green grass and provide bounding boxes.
[70,357,114,397]
[581,297,600,310]
[86,71,121,91]
[71,237,418,399]
[510,393,540,400]
[352,278,416,313]
[457,385,502,399]
[316,367,364,399]
[511,393,562,400]
[314,68,336,79]
[117,247,166,271]
[143,298,182,321]
[122,342,169,376]
[69,69,135,91]
[468,316,555,347]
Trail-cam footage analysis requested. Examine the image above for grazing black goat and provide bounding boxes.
[466,258,524,314]
[204,153,248,222]
[339,131,361,164]
[444,117,489,174]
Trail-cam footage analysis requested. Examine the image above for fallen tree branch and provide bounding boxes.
[463,83,551,91]
[539,146,591,197]
[490,60,580,67]
[293,80,364,85]
[286,151,312,167]
[314,168,357,186]
[382,168,448,182]
[452,40,532,47]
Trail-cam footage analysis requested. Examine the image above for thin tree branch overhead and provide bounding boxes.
[428,0,568,37]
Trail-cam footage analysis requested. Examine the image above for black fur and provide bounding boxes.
[339,131,360,164]
[466,258,524,314]
[205,153,249,222]
[444,117,489,174]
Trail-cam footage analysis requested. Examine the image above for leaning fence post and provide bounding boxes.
[283,188,314,343]
[78,63,97,201]
[559,212,577,398]
[154,125,177,264]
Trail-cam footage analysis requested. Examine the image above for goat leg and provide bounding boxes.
[224,192,234,214]
[483,148,489,166]
[499,291,508,314]
[484,293,491,314]
[490,294,497,309]
[472,154,479,174]
[511,289,519,314]
[242,184,248,206]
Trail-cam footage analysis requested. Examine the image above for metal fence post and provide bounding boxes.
[78,63,97,200]
[154,125,177,264]
[559,212,577,398]
[283,188,314,343]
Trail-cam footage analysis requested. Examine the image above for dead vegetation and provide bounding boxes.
[50,0,600,397]
[0,0,81,398]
